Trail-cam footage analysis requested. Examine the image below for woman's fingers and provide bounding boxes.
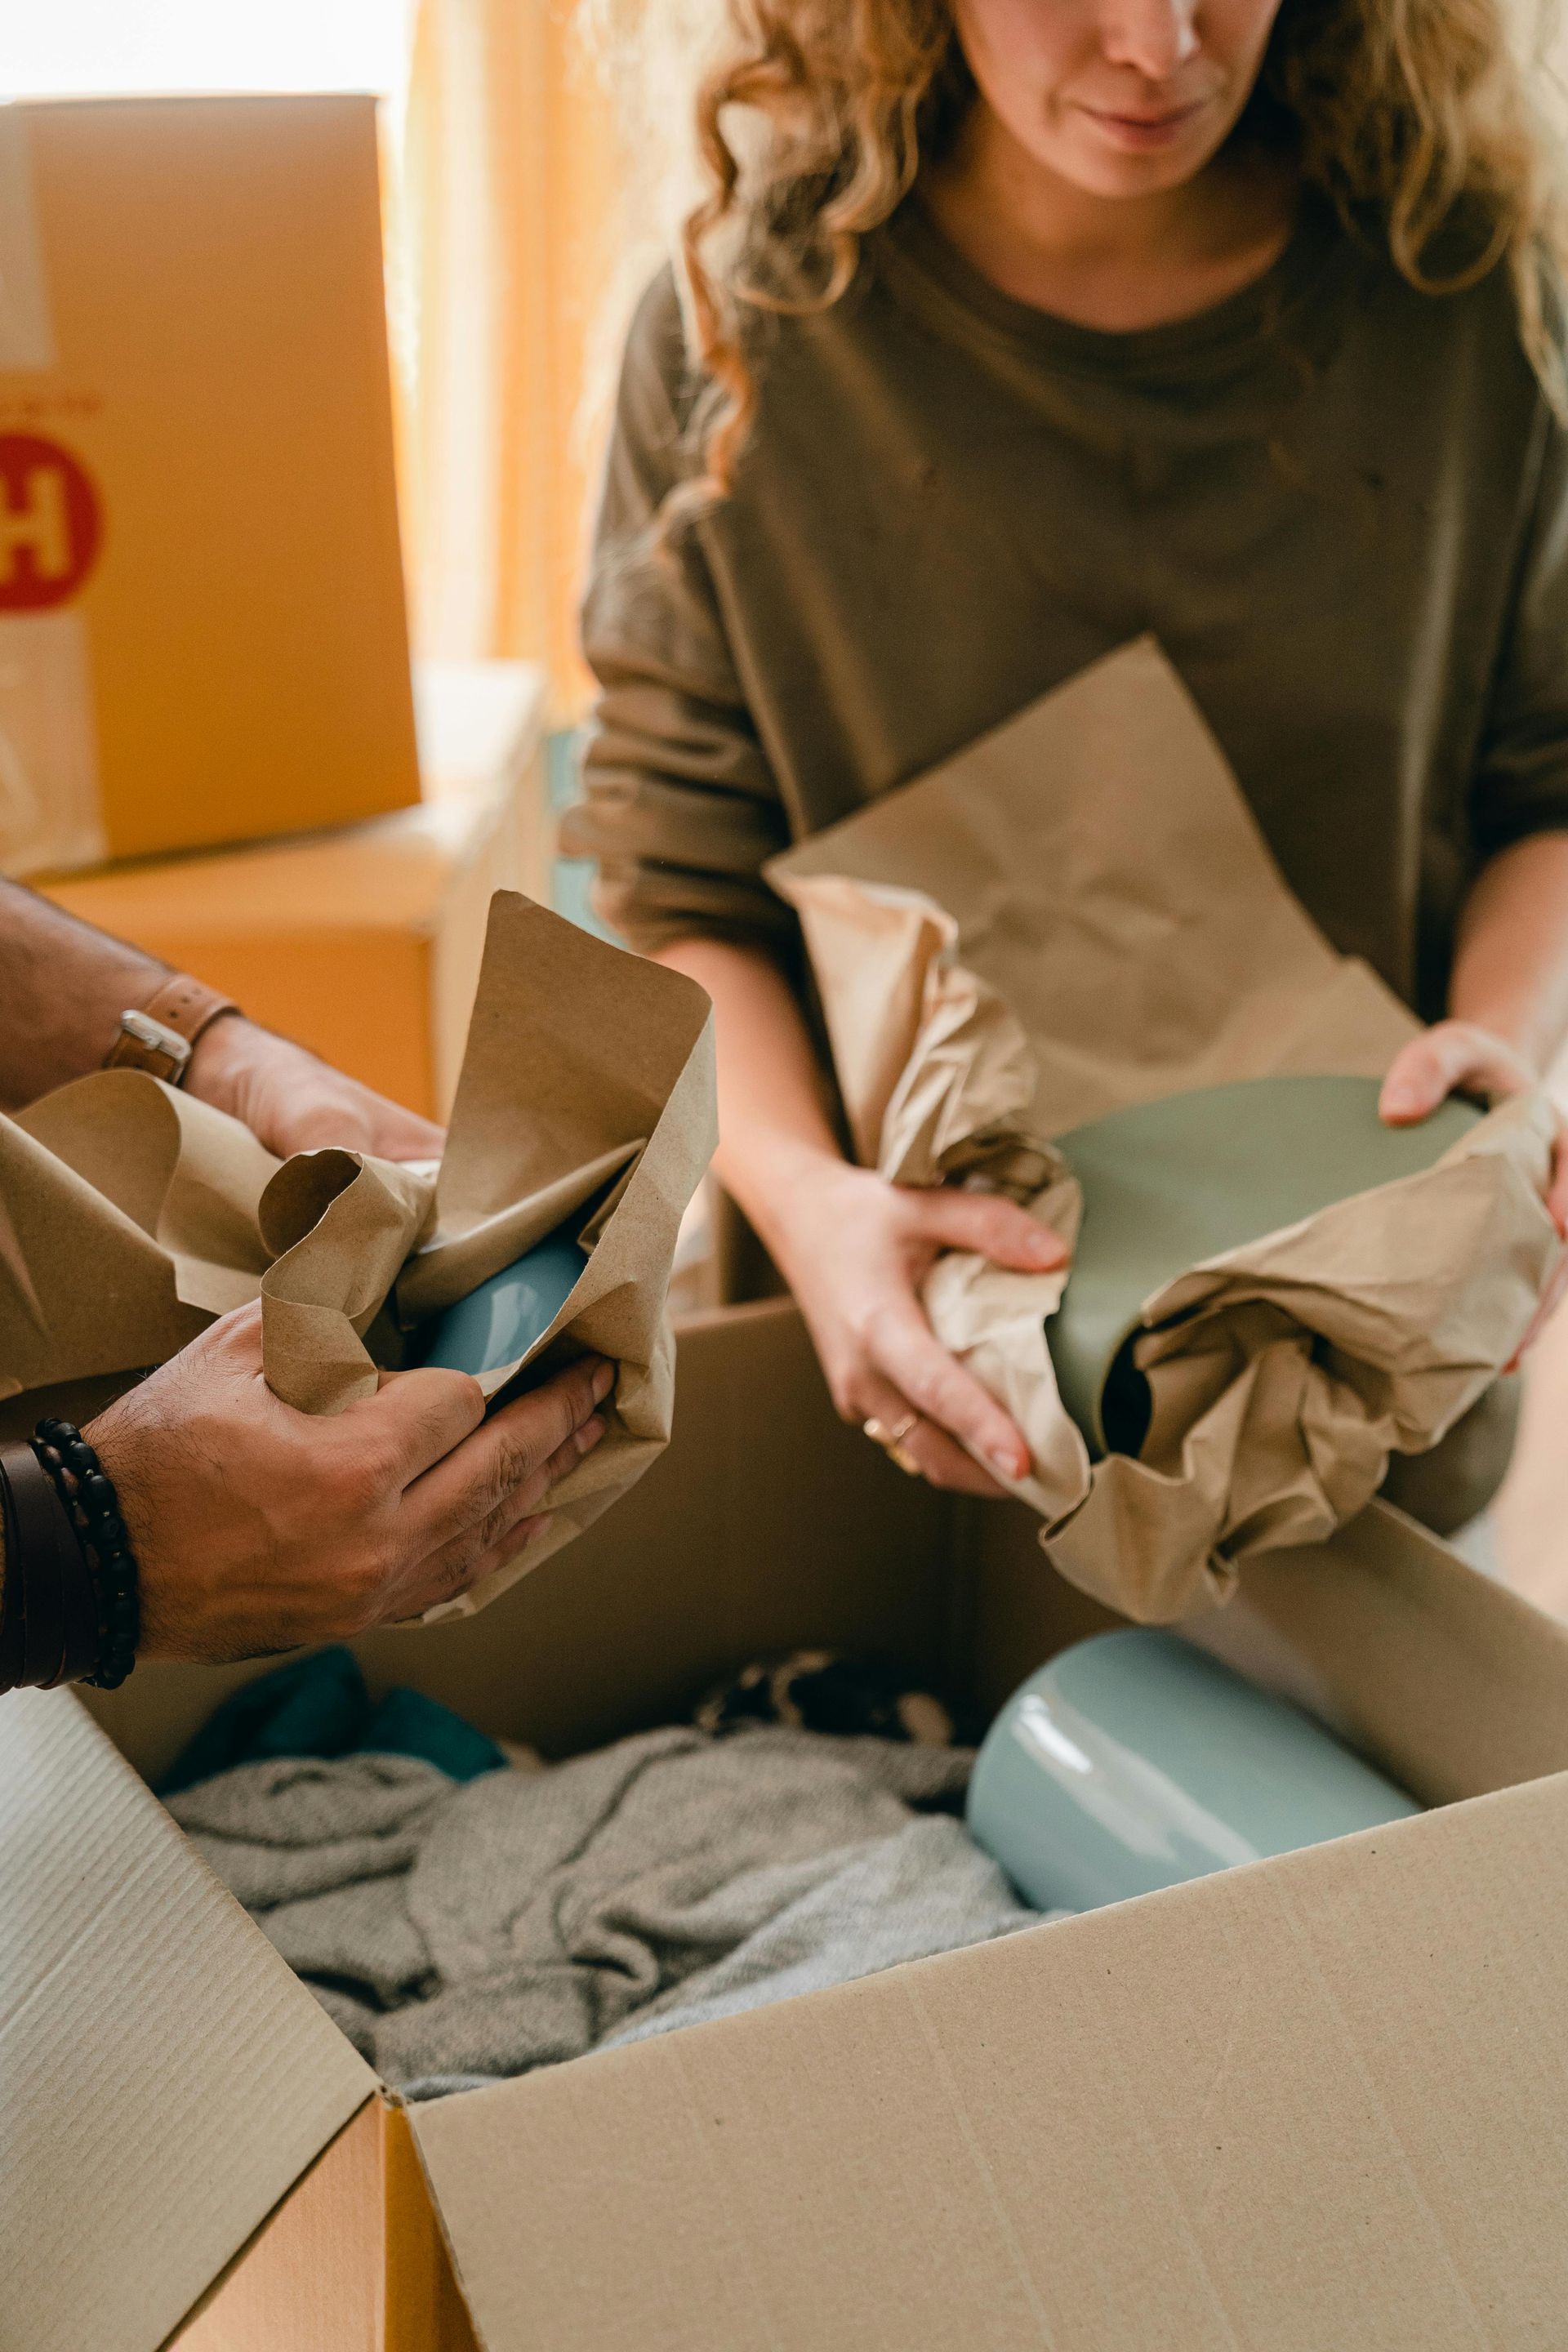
[1539,1111,1568,1239]
[1507,1245,1568,1370]
[1381,1019,1568,1233]
[899,1422,1016,1496]
[872,1184,1049,1489]
[1380,1021,1530,1124]
[866,1294,1031,1484]
[825,1183,1053,1493]
[908,1184,1068,1272]
[855,1366,1010,1497]
[1378,1032,1450,1123]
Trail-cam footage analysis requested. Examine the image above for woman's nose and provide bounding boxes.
[1098,0,1200,82]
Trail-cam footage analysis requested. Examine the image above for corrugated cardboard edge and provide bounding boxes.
[167,2097,481,2352]
[1185,1494,1568,1806]
[410,1770,1568,2352]
[167,2100,389,2350]
[0,1689,375,2352]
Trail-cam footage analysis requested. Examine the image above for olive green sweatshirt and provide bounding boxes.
[566,194,1568,1019]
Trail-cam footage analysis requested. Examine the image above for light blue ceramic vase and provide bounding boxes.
[416,1220,590,1378]
[967,1629,1420,1914]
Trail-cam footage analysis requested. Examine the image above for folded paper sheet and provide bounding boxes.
[770,639,1561,1619]
[0,893,717,1618]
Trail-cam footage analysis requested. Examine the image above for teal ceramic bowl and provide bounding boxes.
[966,1628,1420,1915]
[1049,1076,1481,1457]
[416,1219,590,1379]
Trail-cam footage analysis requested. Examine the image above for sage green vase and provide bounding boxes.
[1048,1075,1481,1457]
[967,1629,1421,1915]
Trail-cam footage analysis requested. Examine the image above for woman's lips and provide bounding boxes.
[1075,96,1214,150]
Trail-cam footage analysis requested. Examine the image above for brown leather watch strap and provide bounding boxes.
[105,972,242,1086]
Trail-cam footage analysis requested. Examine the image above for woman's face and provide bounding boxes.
[950,0,1287,200]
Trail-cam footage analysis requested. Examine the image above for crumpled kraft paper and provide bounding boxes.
[0,891,717,1619]
[785,875,1055,1197]
[769,639,1563,1620]
[775,637,1420,1145]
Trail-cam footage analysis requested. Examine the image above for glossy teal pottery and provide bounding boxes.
[967,1628,1420,1914]
[1049,1076,1482,1456]
[416,1218,590,1378]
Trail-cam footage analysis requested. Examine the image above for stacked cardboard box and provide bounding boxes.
[0,93,421,873]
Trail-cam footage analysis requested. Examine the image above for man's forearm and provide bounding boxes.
[1450,832,1568,1073]
[0,880,172,1110]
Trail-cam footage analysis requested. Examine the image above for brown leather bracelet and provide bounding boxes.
[0,1481,20,1695]
[105,972,243,1086]
[0,1441,100,1691]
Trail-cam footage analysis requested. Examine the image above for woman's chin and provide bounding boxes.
[1033,121,1233,204]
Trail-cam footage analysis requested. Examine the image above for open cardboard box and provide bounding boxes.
[6,1300,1568,2351]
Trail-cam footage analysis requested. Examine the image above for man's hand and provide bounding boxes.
[186,1015,446,1163]
[1379,1018,1568,1235]
[86,1302,612,1664]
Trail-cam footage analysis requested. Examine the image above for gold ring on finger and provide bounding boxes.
[864,1411,922,1476]
[863,1410,918,1453]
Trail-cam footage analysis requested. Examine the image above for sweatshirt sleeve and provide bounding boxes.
[1471,392,1568,861]
[562,271,798,956]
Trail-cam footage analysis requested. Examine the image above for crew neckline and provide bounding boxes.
[880,182,1349,377]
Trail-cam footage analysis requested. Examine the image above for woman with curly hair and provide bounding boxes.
[567,0,1568,1508]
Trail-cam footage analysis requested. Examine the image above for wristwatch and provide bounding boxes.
[105,973,243,1087]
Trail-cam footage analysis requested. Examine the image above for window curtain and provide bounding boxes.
[385,0,625,712]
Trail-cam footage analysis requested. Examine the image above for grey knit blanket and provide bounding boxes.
[167,1724,1048,2093]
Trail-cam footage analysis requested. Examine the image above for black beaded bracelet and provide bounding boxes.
[32,1419,140,1690]
[0,1441,100,1691]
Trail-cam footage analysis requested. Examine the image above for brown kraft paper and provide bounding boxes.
[0,891,716,1619]
[769,639,1562,1619]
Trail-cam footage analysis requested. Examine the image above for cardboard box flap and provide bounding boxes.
[0,1689,375,2352]
[1186,1497,1568,1806]
[412,1771,1568,2351]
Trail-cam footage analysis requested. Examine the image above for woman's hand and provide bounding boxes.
[767,1155,1067,1496]
[88,1302,612,1663]
[1379,1018,1568,1234]
[1381,1018,1568,1366]
[186,1015,446,1164]
[649,935,1067,1498]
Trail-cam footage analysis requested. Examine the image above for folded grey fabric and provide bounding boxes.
[168,1724,1047,2091]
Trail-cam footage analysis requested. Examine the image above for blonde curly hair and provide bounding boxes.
[625,0,1568,500]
